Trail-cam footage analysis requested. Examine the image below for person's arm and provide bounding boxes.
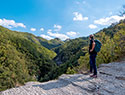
[90,41,95,52]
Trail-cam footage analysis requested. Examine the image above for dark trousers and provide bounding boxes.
[89,54,97,75]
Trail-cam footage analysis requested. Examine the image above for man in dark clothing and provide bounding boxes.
[89,35,97,78]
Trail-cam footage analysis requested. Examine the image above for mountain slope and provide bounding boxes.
[74,20,125,73]
[37,37,64,50]
[0,26,57,91]
[53,20,125,74]
[0,19,124,91]
[53,37,88,65]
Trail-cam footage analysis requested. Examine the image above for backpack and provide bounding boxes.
[94,40,102,53]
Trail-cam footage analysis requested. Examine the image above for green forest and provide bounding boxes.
[0,19,125,91]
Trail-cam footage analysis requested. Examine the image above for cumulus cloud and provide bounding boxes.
[66,31,78,37]
[54,24,62,31]
[73,12,88,21]
[94,15,125,25]
[48,29,52,32]
[48,31,69,40]
[40,34,53,40]
[40,28,44,31]
[89,24,97,29]
[30,28,36,31]
[0,18,26,28]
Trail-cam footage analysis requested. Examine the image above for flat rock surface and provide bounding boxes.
[1,61,125,95]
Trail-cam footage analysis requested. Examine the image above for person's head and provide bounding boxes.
[89,34,94,41]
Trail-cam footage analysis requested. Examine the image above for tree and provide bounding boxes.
[120,5,125,16]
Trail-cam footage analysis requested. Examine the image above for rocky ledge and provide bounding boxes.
[0,61,125,95]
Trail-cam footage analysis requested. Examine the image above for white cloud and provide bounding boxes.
[94,15,125,25]
[30,28,36,31]
[0,18,26,28]
[40,34,53,40]
[89,24,97,29]
[73,12,88,21]
[66,31,78,37]
[40,28,44,31]
[54,24,62,31]
[48,29,52,32]
[48,31,69,40]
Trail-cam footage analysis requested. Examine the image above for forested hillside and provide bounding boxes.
[51,20,125,74]
[66,20,125,74]
[0,19,125,91]
[36,37,64,50]
[53,37,88,65]
[0,26,59,91]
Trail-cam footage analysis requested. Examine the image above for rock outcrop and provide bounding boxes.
[1,61,125,95]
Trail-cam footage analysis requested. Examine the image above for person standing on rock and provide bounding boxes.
[89,35,97,78]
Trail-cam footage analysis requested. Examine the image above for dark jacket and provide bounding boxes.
[89,40,97,54]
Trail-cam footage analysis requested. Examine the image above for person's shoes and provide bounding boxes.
[90,74,94,77]
[92,75,97,78]
[90,74,97,78]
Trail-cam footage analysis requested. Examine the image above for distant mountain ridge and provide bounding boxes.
[37,37,64,49]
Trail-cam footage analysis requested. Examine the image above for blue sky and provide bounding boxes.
[0,0,124,40]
